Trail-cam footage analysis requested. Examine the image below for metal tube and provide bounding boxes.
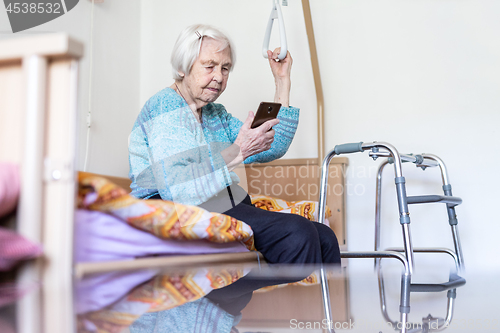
[406,296,455,333]
[375,160,390,269]
[318,149,338,332]
[451,225,465,272]
[380,266,422,333]
[342,251,411,331]
[318,149,337,225]
[361,142,403,177]
[435,296,455,331]
[402,224,414,275]
[369,152,439,168]
[385,247,460,273]
[319,267,334,333]
[399,272,412,333]
[341,251,410,274]
[420,154,450,186]
[377,263,398,327]
[375,161,388,250]
[382,247,461,333]
[421,154,464,271]
[363,142,414,273]
[400,312,408,333]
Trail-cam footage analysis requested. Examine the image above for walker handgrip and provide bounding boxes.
[334,142,364,155]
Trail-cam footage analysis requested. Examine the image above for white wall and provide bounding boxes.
[82,0,140,176]
[309,0,500,274]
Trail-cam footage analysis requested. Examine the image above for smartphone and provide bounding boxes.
[250,102,282,129]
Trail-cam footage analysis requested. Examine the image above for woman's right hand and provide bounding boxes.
[234,111,280,160]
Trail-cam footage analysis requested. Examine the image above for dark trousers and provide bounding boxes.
[198,185,341,315]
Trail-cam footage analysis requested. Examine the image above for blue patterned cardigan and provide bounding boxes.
[128,87,299,206]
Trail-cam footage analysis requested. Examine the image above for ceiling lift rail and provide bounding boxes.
[262,0,288,61]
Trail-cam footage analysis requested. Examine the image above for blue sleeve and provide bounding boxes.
[218,105,299,164]
[243,106,300,164]
[129,102,233,206]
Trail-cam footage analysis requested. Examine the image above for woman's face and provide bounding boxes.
[180,38,233,107]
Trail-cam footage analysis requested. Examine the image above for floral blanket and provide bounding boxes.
[250,195,331,225]
[78,268,245,333]
[78,173,255,250]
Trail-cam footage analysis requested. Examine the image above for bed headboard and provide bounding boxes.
[234,157,348,248]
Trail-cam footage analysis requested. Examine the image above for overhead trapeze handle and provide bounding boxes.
[262,0,288,61]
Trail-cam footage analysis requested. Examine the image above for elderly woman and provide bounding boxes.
[128,24,340,317]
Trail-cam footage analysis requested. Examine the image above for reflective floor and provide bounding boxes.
[1,255,499,333]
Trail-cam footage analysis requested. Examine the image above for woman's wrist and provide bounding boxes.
[274,79,291,107]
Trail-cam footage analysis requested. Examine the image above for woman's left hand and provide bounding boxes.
[267,48,292,107]
[267,48,292,83]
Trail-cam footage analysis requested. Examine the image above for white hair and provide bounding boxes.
[171,24,236,81]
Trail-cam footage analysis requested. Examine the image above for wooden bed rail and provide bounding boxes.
[75,251,264,279]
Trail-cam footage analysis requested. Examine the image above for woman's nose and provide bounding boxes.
[212,68,223,83]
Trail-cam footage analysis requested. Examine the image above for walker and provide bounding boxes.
[317,142,466,333]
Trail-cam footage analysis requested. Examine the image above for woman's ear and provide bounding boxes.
[178,72,185,78]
